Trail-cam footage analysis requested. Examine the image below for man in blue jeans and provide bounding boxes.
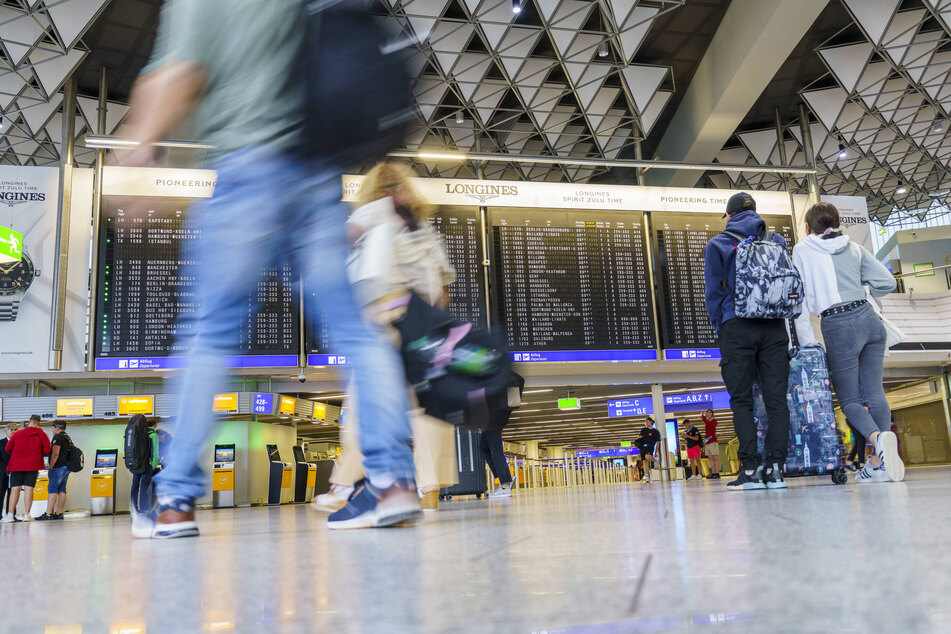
[37,422,70,521]
[119,0,418,537]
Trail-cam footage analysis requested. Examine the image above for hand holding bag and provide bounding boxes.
[851,243,906,350]
[346,199,397,306]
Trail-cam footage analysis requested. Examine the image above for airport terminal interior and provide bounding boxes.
[3,0,951,632]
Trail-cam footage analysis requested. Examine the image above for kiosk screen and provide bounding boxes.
[266,444,281,462]
[96,451,118,468]
[215,446,235,463]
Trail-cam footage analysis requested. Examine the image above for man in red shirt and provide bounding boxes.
[702,408,721,479]
[2,415,51,522]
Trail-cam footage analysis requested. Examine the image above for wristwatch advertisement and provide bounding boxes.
[0,167,94,374]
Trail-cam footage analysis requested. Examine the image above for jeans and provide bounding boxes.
[821,303,891,440]
[480,429,511,485]
[131,469,155,514]
[719,318,790,468]
[47,466,69,494]
[155,147,414,501]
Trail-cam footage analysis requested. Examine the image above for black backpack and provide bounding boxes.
[298,0,414,165]
[63,434,84,473]
[123,414,152,474]
[393,293,513,429]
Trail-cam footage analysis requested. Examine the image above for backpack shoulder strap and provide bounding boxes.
[722,230,747,243]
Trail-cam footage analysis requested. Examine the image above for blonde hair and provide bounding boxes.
[355,161,434,221]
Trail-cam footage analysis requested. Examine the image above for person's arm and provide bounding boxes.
[49,443,61,468]
[42,433,52,456]
[792,247,821,347]
[703,240,725,333]
[3,436,12,455]
[859,246,897,297]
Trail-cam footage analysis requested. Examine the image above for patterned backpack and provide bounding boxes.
[724,230,803,320]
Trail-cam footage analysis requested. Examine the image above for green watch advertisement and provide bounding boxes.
[0,225,22,264]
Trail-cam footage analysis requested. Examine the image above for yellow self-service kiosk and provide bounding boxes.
[212,444,236,508]
[292,446,317,504]
[266,444,293,505]
[90,449,118,515]
[30,461,49,517]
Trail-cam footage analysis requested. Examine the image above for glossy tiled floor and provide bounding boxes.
[4,467,951,633]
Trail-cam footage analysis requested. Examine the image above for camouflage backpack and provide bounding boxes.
[724,230,803,320]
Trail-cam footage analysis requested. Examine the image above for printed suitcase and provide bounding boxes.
[754,346,847,484]
[440,429,488,500]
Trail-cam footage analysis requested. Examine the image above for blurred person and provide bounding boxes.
[0,423,19,519]
[704,193,791,491]
[118,2,417,537]
[683,419,703,479]
[844,421,866,472]
[701,408,721,479]
[725,437,740,475]
[482,429,513,498]
[36,422,71,521]
[635,417,661,481]
[313,162,458,515]
[1,415,50,522]
[793,202,901,483]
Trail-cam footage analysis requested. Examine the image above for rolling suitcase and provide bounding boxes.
[754,346,847,484]
[440,428,487,500]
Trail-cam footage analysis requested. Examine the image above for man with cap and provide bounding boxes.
[37,421,72,520]
[703,193,790,491]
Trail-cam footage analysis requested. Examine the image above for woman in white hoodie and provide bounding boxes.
[793,202,903,483]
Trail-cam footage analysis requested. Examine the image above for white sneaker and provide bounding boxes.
[856,464,888,483]
[488,485,512,498]
[131,510,155,539]
[875,431,905,482]
[312,484,353,513]
[0,515,14,523]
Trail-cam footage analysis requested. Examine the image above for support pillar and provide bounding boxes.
[49,75,77,370]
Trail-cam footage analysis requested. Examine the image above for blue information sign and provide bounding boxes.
[307,354,350,367]
[607,390,731,417]
[95,354,298,371]
[511,350,657,363]
[575,447,641,458]
[665,348,721,360]
[253,393,275,415]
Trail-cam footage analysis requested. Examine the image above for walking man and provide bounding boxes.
[704,193,791,491]
[119,0,418,537]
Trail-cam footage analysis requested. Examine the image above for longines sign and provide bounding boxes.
[342,175,802,215]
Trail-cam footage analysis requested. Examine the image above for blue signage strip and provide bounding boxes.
[576,447,641,458]
[608,390,732,417]
[511,350,657,363]
[95,355,298,370]
[307,354,350,367]
[252,393,275,415]
[664,348,721,360]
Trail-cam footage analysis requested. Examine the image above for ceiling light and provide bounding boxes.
[524,389,553,394]
[896,183,908,195]
[837,143,847,160]
[597,42,609,58]
[512,0,521,14]
[455,110,464,124]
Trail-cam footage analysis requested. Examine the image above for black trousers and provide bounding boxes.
[847,422,866,464]
[0,472,9,513]
[480,429,512,485]
[719,318,790,469]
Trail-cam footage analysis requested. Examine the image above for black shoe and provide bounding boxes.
[713,473,721,479]
[52,513,64,520]
[727,466,766,491]
[763,463,788,489]
[35,513,52,521]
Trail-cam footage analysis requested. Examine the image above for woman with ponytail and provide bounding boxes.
[793,202,902,483]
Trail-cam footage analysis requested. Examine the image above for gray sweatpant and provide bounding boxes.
[820,303,891,439]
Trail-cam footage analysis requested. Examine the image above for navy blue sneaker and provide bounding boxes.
[727,466,766,491]
[327,479,421,530]
[152,498,199,539]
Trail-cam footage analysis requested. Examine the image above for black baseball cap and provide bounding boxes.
[724,192,755,218]
[52,421,66,429]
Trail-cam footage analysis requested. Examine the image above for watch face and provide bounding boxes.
[0,253,35,296]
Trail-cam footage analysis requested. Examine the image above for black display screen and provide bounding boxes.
[304,206,486,354]
[95,197,299,361]
[489,208,656,351]
[651,212,795,349]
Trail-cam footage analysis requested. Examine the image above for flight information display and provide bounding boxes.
[652,212,794,358]
[95,197,299,369]
[305,206,486,365]
[490,208,657,361]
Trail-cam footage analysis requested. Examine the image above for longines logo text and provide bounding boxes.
[0,180,46,207]
[446,183,518,204]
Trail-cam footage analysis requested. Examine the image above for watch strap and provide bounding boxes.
[0,299,20,321]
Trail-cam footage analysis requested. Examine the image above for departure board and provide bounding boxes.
[490,208,656,359]
[652,212,794,355]
[95,197,299,369]
[305,206,486,365]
